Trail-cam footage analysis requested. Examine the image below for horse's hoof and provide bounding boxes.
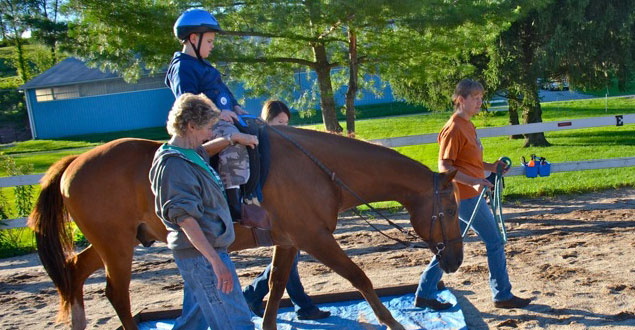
[387,323,406,330]
[261,321,277,330]
[71,304,87,330]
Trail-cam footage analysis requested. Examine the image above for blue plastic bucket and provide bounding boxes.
[539,161,551,176]
[523,163,539,178]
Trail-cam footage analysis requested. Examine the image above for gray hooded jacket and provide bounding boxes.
[149,144,235,259]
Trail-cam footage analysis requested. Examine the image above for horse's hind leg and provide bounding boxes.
[302,231,405,330]
[93,237,138,330]
[69,245,104,330]
[262,246,297,330]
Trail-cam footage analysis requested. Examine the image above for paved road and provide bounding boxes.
[489,90,634,111]
[537,89,595,102]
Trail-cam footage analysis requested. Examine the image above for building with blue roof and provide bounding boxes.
[20,58,396,139]
[19,58,176,139]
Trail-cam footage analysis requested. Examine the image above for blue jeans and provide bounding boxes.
[416,195,513,302]
[242,252,315,314]
[173,252,254,330]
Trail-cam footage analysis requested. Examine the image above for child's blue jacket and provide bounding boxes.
[165,52,239,111]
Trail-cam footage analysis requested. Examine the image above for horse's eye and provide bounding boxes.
[446,208,456,216]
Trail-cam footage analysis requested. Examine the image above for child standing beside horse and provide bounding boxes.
[242,101,331,320]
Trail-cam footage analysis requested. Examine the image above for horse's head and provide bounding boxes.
[411,170,463,273]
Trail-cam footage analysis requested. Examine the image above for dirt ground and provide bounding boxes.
[1,187,633,330]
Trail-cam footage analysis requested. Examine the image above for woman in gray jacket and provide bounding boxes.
[149,93,257,330]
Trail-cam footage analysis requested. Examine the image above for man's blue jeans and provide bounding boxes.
[243,252,315,314]
[173,252,254,330]
[415,194,513,302]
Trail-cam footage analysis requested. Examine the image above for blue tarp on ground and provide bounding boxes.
[138,290,467,330]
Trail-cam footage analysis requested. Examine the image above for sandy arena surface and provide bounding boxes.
[1,187,633,329]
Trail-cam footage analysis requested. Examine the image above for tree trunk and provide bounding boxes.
[50,44,56,64]
[11,28,29,83]
[345,28,358,137]
[521,85,550,147]
[51,0,59,63]
[516,18,549,147]
[313,43,342,133]
[0,16,7,41]
[507,91,523,139]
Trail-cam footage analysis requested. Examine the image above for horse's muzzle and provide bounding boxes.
[438,243,463,273]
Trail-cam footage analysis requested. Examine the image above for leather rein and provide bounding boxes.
[267,123,460,255]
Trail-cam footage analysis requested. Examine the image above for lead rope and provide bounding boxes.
[266,123,428,249]
[462,157,511,243]
[491,159,508,243]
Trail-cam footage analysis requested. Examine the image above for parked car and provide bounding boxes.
[540,78,569,91]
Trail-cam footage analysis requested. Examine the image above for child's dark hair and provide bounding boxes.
[261,100,291,123]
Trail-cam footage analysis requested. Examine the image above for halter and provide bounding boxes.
[267,123,462,255]
[428,173,462,255]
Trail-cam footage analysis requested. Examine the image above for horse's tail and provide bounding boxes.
[27,155,78,323]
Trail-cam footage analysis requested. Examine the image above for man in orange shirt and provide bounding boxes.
[414,79,531,311]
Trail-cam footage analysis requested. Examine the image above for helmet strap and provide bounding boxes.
[196,32,204,61]
[188,33,205,62]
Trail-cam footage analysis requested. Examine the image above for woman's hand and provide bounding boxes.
[219,110,238,122]
[178,217,235,294]
[233,105,248,115]
[485,158,511,175]
[472,177,494,193]
[493,159,511,175]
[208,256,234,294]
[231,133,258,149]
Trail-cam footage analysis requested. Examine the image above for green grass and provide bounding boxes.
[0,185,41,218]
[0,149,89,177]
[0,140,98,155]
[0,127,171,176]
[0,228,36,258]
[582,77,635,97]
[320,96,635,138]
[2,96,634,182]
[0,96,634,257]
[0,217,87,258]
[304,96,635,200]
[63,126,171,143]
[291,101,429,126]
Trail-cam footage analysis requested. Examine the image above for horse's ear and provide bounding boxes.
[440,169,457,188]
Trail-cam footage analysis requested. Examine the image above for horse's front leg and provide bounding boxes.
[261,245,297,330]
[302,230,405,330]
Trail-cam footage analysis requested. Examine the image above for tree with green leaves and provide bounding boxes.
[207,0,426,133]
[539,0,634,93]
[64,0,531,134]
[486,0,634,146]
[0,15,8,41]
[27,0,68,64]
[219,0,535,134]
[64,0,175,81]
[1,0,32,83]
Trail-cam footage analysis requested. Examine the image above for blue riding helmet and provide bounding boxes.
[173,8,222,41]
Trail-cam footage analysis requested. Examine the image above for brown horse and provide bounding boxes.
[28,125,463,330]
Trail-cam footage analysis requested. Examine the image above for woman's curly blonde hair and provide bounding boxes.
[167,93,220,136]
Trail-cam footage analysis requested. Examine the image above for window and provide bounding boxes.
[34,75,166,103]
[35,85,80,102]
[35,88,54,102]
